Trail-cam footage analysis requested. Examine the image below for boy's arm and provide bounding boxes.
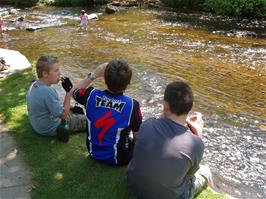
[74,62,108,89]
[60,77,73,120]
[59,90,73,120]
[131,100,143,140]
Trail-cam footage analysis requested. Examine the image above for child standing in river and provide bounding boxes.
[79,10,88,32]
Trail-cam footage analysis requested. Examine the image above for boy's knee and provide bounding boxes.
[198,165,213,187]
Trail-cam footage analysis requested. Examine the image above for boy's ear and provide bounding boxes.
[42,70,49,78]
[163,100,170,112]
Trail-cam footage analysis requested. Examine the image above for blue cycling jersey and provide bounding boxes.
[86,89,133,165]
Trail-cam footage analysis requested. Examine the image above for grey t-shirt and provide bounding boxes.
[26,80,63,136]
[127,117,204,199]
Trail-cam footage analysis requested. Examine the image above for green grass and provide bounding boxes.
[0,69,226,199]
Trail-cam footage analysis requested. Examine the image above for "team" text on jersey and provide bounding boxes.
[95,96,126,112]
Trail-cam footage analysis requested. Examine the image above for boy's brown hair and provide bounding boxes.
[164,81,194,116]
[104,59,132,93]
[36,55,58,78]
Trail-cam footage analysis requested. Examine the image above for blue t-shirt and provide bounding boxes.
[26,80,64,136]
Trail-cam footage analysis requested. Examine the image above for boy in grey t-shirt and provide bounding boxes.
[127,81,213,199]
[26,55,87,141]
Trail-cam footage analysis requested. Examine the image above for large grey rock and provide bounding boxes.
[0,48,31,78]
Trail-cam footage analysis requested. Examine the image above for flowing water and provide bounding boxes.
[1,6,265,198]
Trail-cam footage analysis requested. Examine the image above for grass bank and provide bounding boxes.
[0,69,226,198]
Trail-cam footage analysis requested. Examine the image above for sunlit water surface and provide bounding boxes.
[1,6,265,198]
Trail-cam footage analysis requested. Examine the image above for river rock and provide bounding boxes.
[0,10,9,17]
[17,16,25,22]
[0,48,31,78]
[112,1,122,6]
[87,13,98,20]
[26,26,42,31]
[147,0,163,8]
[8,8,18,15]
[108,0,163,8]
[105,4,120,14]
[106,0,141,14]
[212,30,265,38]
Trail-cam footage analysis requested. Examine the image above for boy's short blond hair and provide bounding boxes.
[36,55,58,78]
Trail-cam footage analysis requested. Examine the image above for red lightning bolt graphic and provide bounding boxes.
[95,110,115,145]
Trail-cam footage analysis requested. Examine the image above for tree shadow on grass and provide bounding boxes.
[0,69,34,125]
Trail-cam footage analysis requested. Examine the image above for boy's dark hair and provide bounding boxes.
[164,81,194,116]
[104,59,132,93]
[36,55,58,78]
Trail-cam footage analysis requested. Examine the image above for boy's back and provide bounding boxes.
[127,117,204,199]
[26,80,62,136]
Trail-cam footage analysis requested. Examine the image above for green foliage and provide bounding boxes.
[160,0,266,17]
[204,0,233,15]
[39,0,108,6]
[0,0,39,6]
[204,0,266,17]
[54,0,84,6]
[161,0,205,9]
[93,0,110,5]
[1,0,95,6]
[40,0,84,6]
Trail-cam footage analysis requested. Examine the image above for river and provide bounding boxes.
[0,6,265,198]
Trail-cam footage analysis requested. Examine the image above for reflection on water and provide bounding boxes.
[1,6,265,198]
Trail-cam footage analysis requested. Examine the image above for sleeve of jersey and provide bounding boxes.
[130,99,143,132]
[72,87,94,106]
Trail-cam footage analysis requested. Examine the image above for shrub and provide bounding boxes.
[39,0,109,6]
[161,0,205,9]
[52,0,84,6]
[205,0,266,17]
[0,0,39,6]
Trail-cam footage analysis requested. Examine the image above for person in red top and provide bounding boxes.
[73,59,142,165]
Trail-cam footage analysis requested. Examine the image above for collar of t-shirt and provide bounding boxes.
[104,89,123,96]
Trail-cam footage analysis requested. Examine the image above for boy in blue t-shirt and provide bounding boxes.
[26,55,87,142]
[73,59,142,165]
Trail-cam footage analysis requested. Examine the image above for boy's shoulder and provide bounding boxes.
[30,81,56,93]
[142,117,157,126]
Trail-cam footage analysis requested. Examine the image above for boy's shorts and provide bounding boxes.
[66,112,87,133]
[189,165,212,199]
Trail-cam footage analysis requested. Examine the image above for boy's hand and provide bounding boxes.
[93,62,108,79]
[186,112,204,138]
[61,77,73,92]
